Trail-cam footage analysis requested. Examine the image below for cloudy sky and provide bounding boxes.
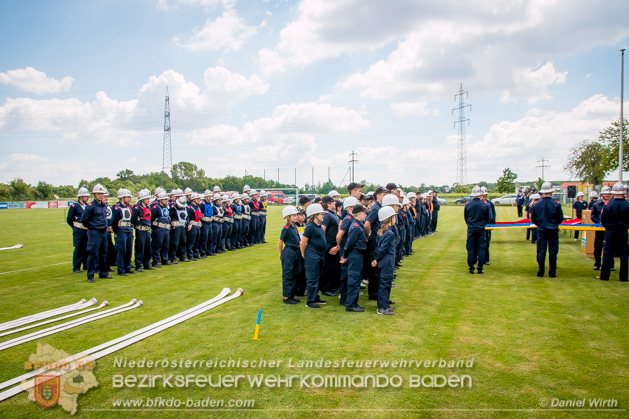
[1,0,628,188]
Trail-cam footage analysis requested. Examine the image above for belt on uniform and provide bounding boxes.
[118,221,132,228]
[190,221,202,227]
[234,215,242,220]
[73,221,87,230]
[251,211,260,216]
[242,214,251,220]
[213,216,223,223]
[172,221,186,227]
[152,221,171,230]
[224,218,234,223]
[260,212,267,216]
[135,225,151,232]
[202,217,214,222]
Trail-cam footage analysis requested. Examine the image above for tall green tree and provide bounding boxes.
[600,118,629,173]
[564,140,608,186]
[496,168,517,193]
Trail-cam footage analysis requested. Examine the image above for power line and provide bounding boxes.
[348,150,358,183]
[536,158,550,180]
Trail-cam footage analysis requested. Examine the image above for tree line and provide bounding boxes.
[0,161,453,201]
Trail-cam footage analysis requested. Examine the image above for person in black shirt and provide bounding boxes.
[464,186,491,274]
[341,204,368,312]
[300,204,327,308]
[279,206,301,304]
[572,192,588,241]
[591,186,612,270]
[80,184,113,283]
[598,182,629,282]
[530,182,564,277]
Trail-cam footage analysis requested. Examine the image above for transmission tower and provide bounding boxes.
[348,150,358,183]
[162,87,172,176]
[453,83,471,185]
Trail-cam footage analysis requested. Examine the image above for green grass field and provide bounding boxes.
[0,205,627,418]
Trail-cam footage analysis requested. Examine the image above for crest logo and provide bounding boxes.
[34,375,60,408]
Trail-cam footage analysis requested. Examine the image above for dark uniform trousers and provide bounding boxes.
[536,229,559,276]
[594,231,606,268]
[86,229,108,279]
[151,228,170,265]
[378,255,395,310]
[135,230,152,269]
[232,219,241,248]
[339,261,349,306]
[200,221,213,256]
[72,228,88,271]
[241,219,250,246]
[211,222,222,253]
[321,246,340,293]
[466,229,486,269]
[367,240,380,299]
[281,246,298,298]
[600,231,629,281]
[259,215,267,242]
[294,253,306,296]
[187,226,200,259]
[222,222,233,250]
[250,215,260,244]
[305,256,324,304]
[483,231,492,263]
[345,249,364,308]
[169,226,186,261]
[115,231,133,274]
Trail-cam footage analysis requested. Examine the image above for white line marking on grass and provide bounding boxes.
[0,262,70,275]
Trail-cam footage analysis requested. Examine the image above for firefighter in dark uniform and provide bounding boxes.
[530,182,564,278]
[186,192,203,260]
[364,186,388,300]
[111,188,134,276]
[199,190,214,258]
[598,182,629,282]
[320,196,340,296]
[591,186,612,270]
[249,190,261,244]
[67,187,90,273]
[79,184,113,283]
[103,189,116,271]
[222,195,234,251]
[169,196,189,263]
[212,194,224,254]
[151,192,171,267]
[464,185,491,274]
[231,194,243,249]
[241,193,251,247]
[341,204,368,312]
[259,191,268,243]
[300,203,327,308]
[480,186,495,265]
[131,188,154,272]
[279,205,301,304]
[336,197,358,306]
[572,191,588,241]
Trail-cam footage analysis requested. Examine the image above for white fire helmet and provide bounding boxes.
[77,187,90,197]
[382,194,400,207]
[306,203,324,218]
[378,206,396,222]
[282,206,299,218]
[342,197,359,209]
[92,184,107,194]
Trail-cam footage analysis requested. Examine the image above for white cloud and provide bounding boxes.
[261,0,629,103]
[501,62,567,104]
[0,67,73,94]
[188,102,369,147]
[470,94,624,182]
[390,101,440,118]
[176,9,258,51]
[157,0,234,11]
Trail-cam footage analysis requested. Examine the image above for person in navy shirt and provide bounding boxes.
[300,203,327,308]
[530,182,564,278]
[150,192,171,267]
[464,186,491,274]
[341,204,368,312]
[364,186,388,300]
[320,196,340,297]
[373,206,397,315]
[335,197,359,306]
[598,182,629,282]
[169,196,189,263]
[591,186,611,270]
[80,184,113,283]
[111,188,135,276]
[67,187,90,273]
[131,188,154,272]
[199,190,214,258]
[572,192,588,241]
[279,206,301,304]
